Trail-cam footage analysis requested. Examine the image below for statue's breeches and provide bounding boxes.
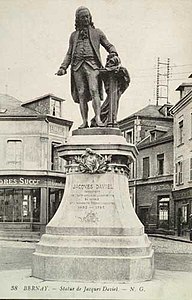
[73,63,100,102]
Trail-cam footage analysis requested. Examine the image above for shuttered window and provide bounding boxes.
[7,140,22,169]
[157,153,164,175]
[143,157,150,179]
[175,161,183,185]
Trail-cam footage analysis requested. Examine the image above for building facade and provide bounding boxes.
[135,128,174,233]
[118,104,173,145]
[0,93,72,234]
[171,82,192,237]
[119,104,174,233]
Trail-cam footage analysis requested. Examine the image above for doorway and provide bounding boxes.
[138,206,150,231]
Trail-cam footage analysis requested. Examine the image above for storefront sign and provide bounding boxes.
[50,124,65,135]
[0,177,41,186]
[47,179,64,187]
[173,188,192,200]
[0,176,65,187]
[151,184,171,191]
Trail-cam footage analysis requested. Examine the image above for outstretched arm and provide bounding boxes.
[56,33,73,76]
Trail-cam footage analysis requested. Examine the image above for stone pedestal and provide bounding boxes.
[32,128,154,282]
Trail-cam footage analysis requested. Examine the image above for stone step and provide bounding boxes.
[36,244,152,257]
[0,223,32,231]
[0,236,39,242]
[35,234,153,257]
[0,230,40,242]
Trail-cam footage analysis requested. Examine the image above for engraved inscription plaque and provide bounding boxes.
[60,173,122,228]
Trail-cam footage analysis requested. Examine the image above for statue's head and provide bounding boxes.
[75,6,94,30]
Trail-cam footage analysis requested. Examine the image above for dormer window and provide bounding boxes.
[166,107,171,116]
[125,129,133,143]
[176,83,192,100]
[22,93,65,117]
[163,106,171,117]
[150,132,156,141]
[50,99,61,117]
[158,104,172,117]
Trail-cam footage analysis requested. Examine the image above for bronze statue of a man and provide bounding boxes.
[56,6,118,128]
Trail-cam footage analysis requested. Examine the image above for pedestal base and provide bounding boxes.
[32,234,154,282]
[32,129,154,282]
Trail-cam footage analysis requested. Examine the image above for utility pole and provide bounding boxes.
[156,57,170,106]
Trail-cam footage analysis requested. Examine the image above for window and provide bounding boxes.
[7,140,22,169]
[50,99,61,117]
[138,206,150,230]
[159,200,169,221]
[182,205,188,223]
[166,107,171,117]
[125,130,133,143]
[157,154,164,175]
[48,188,64,221]
[158,196,169,229]
[51,142,62,171]
[175,161,183,185]
[0,188,40,223]
[143,157,150,179]
[128,162,134,179]
[150,132,156,141]
[178,120,183,145]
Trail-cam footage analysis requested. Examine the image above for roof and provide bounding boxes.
[0,94,73,128]
[175,82,192,91]
[137,126,173,149]
[150,125,168,133]
[128,104,163,118]
[22,93,66,106]
[0,94,40,116]
[170,88,192,115]
[119,104,172,124]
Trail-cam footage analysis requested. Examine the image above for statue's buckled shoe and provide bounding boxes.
[78,122,89,129]
[95,121,105,127]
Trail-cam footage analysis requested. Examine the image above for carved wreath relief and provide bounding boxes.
[78,211,99,224]
[75,148,112,174]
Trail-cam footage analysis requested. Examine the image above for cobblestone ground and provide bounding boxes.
[0,238,192,299]
[0,238,192,272]
[0,241,35,270]
[149,236,192,253]
[149,236,192,272]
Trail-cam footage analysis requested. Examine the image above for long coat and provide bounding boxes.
[60,27,117,103]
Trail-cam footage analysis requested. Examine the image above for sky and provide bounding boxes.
[0,0,192,129]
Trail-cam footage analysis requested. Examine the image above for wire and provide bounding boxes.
[169,78,191,81]
[169,71,191,75]
[131,63,192,72]
[171,64,192,68]
[132,72,191,79]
